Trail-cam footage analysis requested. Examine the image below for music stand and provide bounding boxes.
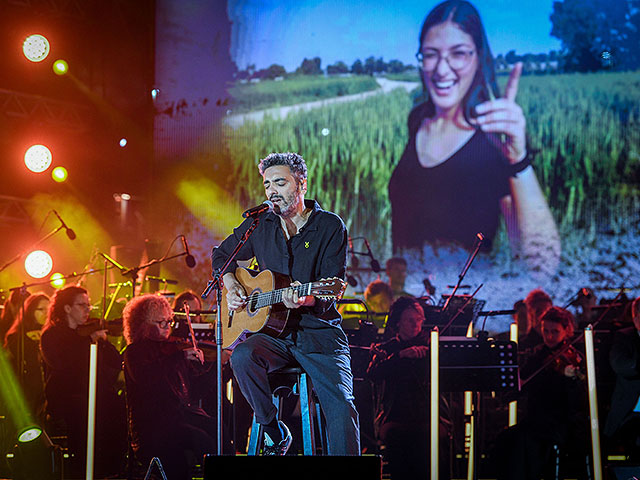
[420,296,486,336]
[437,337,518,479]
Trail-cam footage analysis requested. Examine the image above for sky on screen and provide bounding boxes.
[229,0,562,71]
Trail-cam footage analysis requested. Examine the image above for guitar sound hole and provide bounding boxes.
[247,293,260,314]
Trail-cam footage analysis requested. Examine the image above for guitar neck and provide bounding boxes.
[251,283,314,309]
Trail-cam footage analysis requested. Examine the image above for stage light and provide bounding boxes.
[151,88,160,100]
[17,426,42,443]
[24,250,53,278]
[49,273,66,288]
[321,128,330,136]
[24,145,52,173]
[10,427,62,480]
[52,59,68,75]
[51,166,68,182]
[119,138,127,147]
[23,34,50,62]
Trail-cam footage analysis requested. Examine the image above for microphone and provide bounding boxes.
[53,210,76,240]
[363,238,380,273]
[242,200,274,218]
[181,235,196,268]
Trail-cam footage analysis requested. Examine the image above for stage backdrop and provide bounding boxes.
[152,0,640,332]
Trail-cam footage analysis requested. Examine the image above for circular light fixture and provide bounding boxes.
[17,426,43,443]
[24,145,52,173]
[24,250,53,278]
[49,272,66,288]
[23,34,50,62]
[119,138,127,147]
[52,59,68,75]
[51,166,68,182]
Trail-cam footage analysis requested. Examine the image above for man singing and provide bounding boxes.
[211,152,360,456]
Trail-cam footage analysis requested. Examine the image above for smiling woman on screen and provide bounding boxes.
[389,0,559,274]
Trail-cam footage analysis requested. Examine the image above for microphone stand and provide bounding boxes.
[438,235,484,336]
[201,217,261,456]
[440,284,483,337]
[102,252,190,299]
[441,235,483,314]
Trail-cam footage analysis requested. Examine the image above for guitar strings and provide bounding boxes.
[249,284,309,309]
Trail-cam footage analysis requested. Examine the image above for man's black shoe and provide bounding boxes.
[262,420,292,456]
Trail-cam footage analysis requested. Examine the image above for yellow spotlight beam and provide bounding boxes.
[0,346,36,435]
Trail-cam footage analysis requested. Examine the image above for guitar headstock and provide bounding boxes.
[310,277,347,300]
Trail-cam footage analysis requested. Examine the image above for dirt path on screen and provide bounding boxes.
[223,78,419,129]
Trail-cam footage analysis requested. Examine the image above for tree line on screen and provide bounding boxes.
[235,0,640,82]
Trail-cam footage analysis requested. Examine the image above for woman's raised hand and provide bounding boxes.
[473,62,526,164]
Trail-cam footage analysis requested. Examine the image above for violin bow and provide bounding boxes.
[183,301,204,364]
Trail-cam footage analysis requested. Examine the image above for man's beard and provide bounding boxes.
[270,192,300,218]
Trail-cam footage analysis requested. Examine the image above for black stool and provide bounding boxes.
[247,366,327,455]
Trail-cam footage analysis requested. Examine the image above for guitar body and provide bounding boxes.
[221,268,292,350]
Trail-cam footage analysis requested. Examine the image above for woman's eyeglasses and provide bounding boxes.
[416,49,475,72]
[154,318,174,329]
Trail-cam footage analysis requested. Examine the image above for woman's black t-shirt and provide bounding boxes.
[389,103,511,251]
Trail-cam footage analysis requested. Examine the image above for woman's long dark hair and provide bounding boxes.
[45,286,88,328]
[3,293,49,345]
[418,0,500,123]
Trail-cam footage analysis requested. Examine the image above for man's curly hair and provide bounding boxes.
[123,294,173,344]
[258,152,308,185]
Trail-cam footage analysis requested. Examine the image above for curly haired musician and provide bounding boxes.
[211,152,360,456]
[123,294,218,479]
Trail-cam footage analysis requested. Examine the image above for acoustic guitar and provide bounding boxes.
[220,267,346,350]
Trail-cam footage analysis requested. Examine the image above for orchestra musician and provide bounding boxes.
[211,152,360,455]
[40,285,126,477]
[384,257,413,300]
[3,292,49,421]
[122,293,218,479]
[366,296,451,480]
[491,306,588,479]
[519,288,553,358]
[173,289,203,323]
[0,289,30,345]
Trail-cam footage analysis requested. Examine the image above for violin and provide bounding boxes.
[551,344,586,380]
[165,336,220,363]
[76,318,123,337]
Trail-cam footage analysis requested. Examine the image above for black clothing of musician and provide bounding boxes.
[211,153,360,455]
[124,340,219,474]
[491,341,589,479]
[366,297,450,479]
[40,309,125,476]
[604,321,640,459]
